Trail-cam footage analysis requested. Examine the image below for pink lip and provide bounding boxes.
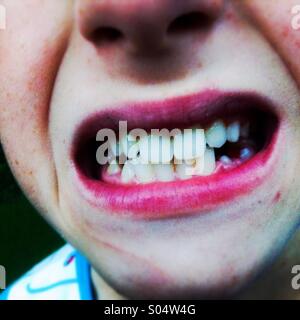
[71,90,281,219]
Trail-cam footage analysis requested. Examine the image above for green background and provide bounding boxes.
[0,145,64,287]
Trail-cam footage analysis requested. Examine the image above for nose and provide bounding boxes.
[78,0,224,54]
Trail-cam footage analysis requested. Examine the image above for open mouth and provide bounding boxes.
[71,90,280,219]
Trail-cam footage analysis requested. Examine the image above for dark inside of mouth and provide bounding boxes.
[74,108,278,181]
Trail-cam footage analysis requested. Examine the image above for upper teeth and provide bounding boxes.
[139,134,174,164]
[227,122,240,143]
[173,129,205,161]
[205,121,227,148]
[105,120,248,184]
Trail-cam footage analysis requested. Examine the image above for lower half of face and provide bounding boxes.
[1,0,300,298]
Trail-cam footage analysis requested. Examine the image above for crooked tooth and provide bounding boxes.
[203,148,216,175]
[153,164,174,182]
[121,160,135,183]
[205,121,227,148]
[131,159,155,183]
[107,160,121,175]
[227,122,240,143]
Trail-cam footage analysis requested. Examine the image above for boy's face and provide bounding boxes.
[1,0,300,298]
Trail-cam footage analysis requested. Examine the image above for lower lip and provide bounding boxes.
[72,127,280,220]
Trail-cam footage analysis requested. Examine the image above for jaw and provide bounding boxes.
[74,181,299,300]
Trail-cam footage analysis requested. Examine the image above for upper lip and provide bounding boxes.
[71,89,281,219]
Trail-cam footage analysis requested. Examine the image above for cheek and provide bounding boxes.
[265,2,300,82]
[0,0,73,212]
[240,0,300,85]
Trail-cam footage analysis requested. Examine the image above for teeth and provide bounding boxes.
[240,147,254,161]
[203,148,216,175]
[127,143,140,159]
[107,160,121,175]
[120,134,138,158]
[220,155,232,165]
[121,160,136,184]
[193,157,205,175]
[108,118,249,184]
[109,140,121,158]
[139,135,151,164]
[149,135,161,164]
[132,133,176,164]
[227,122,240,143]
[184,129,206,160]
[174,156,205,178]
[205,121,227,148]
[153,164,175,182]
[173,133,184,162]
[120,135,129,156]
[194,129,206,158]
[131,159,155,183]
[185,158,196,166]
[173,129,206,161]
[160,135,174,164]
[175,162,193,180]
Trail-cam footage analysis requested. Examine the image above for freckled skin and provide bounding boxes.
[1,0,300,299]
[0,0,73,225]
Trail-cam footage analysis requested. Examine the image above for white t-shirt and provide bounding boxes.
[0,244,94,300]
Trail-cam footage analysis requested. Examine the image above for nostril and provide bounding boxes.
[167,12,213,34]
[89,27,123,46]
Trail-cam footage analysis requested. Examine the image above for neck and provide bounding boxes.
[91,268,126,300]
